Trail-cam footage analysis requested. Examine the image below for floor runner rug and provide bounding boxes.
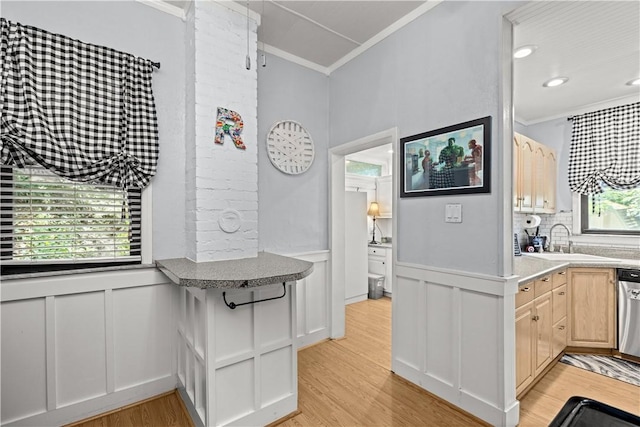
[560,354,640,387]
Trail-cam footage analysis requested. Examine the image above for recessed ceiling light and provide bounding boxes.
[626,78,640,86]
[514,45,537,59]
[387,149,394,154]
[543,77,569,88]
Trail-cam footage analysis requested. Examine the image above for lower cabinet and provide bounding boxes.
[516,267,617,398]
[515,269,567,397]
[515,301,535,394]
[567,268,616,348]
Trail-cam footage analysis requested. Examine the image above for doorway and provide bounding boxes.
[328,127,398,342]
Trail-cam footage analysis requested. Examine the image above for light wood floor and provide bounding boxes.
[67,390,194,427]
[71,297,639,427]
[278,297,488,427]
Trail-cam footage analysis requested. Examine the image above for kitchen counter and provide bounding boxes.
[156,251,313,289]
[369,242,392,249]
[160,252,313,426]
[515,254,639,284]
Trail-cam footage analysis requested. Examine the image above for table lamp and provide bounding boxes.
[367,201,380,244]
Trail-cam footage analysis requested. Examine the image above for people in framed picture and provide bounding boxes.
[463,139,483,186]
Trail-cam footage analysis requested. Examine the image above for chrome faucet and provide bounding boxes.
[549,223,572,253]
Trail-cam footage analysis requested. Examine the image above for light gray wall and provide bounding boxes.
[2,1,186,260]
[257,53,330,254]
[516,118,573,212]
[330,1,521,275]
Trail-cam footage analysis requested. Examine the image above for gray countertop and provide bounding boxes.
[369,243,392,249]
[514,254,639,284]
[155,252,314,289]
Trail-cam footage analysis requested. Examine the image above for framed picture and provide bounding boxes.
[400,116,491,197]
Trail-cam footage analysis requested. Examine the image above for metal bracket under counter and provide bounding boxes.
[223,282,287,309]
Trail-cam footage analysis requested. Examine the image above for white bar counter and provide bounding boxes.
[156,253,313,427]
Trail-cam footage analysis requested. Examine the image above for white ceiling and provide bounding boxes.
[162,0,640,128]
[509,1,640,124]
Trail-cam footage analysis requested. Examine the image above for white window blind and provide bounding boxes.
[1,166,141,265]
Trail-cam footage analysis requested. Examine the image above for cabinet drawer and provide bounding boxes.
[552,284,567,324]
[552,318,567,358]
[535,276,552,297]
[552,269,567,289]
[516,282,534,308]
[368,247,386,256]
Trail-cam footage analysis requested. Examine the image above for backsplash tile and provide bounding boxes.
[514,211,640,258]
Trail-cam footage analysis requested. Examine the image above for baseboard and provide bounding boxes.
[345,294,367,305]
[5,375,177,427]
[392,359,516,426]
[178,387,204,427]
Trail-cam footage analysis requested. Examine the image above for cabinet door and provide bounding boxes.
[520,138,535,212]
[567,268,616,348]
[552,318,567,359]
[533,143,546,212]
[376,175,393,217]
[534,292,553,376]
[515,302,535,395]
[543,148,557,213]
[384,249,392,293]
[514,134,522,210]
[552,284,567,324]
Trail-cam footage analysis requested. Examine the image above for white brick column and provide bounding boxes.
[185,1,259,262]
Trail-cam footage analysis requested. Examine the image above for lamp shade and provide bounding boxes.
[367,202,380,217]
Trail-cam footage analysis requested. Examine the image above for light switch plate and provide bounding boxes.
[445,203,462,223]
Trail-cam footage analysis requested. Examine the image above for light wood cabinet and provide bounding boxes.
[567,268,616,348]
[513,132,557,214]
[516,268,567,396]
[544,150,557,213]
[515,301,535,395]
[514,134,535,212]
[551,271,568,358]
[533,292,553,377]
[515,276,555,395]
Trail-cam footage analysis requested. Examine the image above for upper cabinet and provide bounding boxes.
[514,132,557,214]
[376,175,392,218]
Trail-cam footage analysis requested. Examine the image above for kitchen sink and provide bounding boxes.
[525,253,622,263]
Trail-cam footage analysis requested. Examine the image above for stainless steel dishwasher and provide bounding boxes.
[618,269,640,358]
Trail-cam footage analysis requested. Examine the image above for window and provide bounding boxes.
[346,160,382,177]
[1,166,142,274]
[581,186,640,234]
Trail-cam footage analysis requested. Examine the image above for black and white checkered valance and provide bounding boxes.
[0,18,159,189]
[568,102,640,195]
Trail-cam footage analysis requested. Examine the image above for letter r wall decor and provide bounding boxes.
[215,107,245,150]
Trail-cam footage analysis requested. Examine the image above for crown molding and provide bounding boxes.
[260,44,330,76]
[516,94,640,126]
[135,0,186,20]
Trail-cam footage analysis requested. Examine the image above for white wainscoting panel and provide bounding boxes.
[55,292,108,407]
[177,282,298,427]
[392,262,520,427]
[425,283,454,386]
[1,299,48,423]
[0,268,177,427]
[112,285,174,391]
[289,251,330,349]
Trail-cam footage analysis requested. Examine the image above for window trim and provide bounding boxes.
[572,193,640,248]
[0,167,153,275]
